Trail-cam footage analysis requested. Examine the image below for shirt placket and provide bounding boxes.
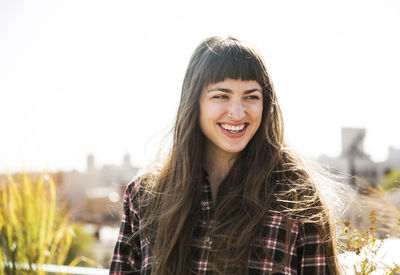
[198,176,214,273]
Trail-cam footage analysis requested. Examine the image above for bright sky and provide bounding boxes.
[1,0,399,173]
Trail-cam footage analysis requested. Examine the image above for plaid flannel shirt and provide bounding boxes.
[110,176,331,275]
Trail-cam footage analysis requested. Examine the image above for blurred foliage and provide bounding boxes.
[66,223,96,267]
[340,209,400,274]
[382,169,400,191]
[0,173,97,274]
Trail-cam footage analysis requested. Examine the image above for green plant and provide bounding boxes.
[0,173,79,274]
[341,210,400,274]
[65,223,96,267]
[382,169,400,191]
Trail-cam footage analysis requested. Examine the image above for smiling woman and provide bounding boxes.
[110,36,342,274]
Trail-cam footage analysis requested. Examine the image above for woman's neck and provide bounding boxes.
[203,142,237,203]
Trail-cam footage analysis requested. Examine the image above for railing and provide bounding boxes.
[2,262,109,275]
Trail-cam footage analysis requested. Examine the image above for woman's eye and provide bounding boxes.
[213,95,228,99]
[246,95,260,100]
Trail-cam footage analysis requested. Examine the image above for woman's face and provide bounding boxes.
[199,78,263,158]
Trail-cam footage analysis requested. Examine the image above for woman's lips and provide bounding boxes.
[217,123,248,138]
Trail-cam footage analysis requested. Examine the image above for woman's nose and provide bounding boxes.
[228,100,245,121]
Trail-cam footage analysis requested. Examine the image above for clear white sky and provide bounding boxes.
[1,0,399,173]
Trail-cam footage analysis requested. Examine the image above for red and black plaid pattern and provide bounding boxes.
[110,177,331,274]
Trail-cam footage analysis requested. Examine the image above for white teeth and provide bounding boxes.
[220,123,246,132]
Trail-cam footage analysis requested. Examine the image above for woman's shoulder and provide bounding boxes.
[125,176,142,197]
[268,211,321,227]
[124,172,157,205]
[265,212,326,246]
[267,211,326,238]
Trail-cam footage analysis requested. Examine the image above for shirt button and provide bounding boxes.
[201,201,207,207]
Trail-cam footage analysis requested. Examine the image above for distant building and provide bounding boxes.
[61,154,139,224]
[318,128,400,188]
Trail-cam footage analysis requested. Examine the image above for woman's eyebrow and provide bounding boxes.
[208,87,232,93]
[244,89,262,94]
[207,88,262,94]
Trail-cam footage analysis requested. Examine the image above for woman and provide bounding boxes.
[110,36,341,274]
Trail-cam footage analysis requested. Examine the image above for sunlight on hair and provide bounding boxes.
[289,146,357,222]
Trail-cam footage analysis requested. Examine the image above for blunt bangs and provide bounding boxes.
[196,38,266,89]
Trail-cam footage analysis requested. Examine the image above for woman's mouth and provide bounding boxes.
[218,123,248,137]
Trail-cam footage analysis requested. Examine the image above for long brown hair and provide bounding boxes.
[139,36,341,274]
